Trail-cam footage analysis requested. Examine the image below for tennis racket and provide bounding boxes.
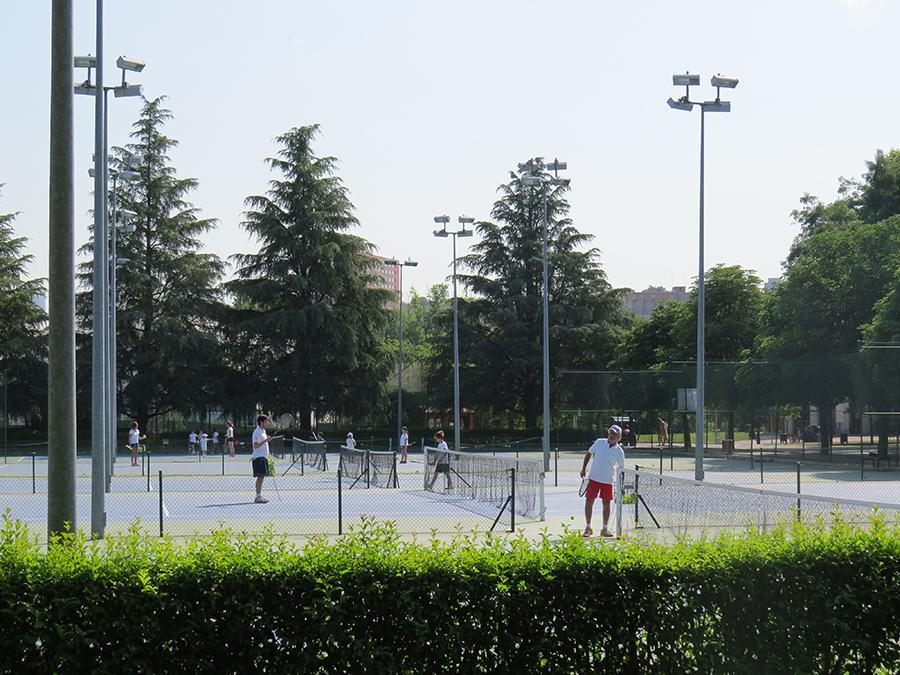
[579,477,589,497]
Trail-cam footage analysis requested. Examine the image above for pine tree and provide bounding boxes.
[226,125,392,429]
[0,187,47,426]
[453,159,626,428]
[77,97,224,431]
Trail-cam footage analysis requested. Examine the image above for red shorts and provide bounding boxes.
[585,480,613,502]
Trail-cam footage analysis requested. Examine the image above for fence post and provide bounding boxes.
[221,450,225,476]
[337,468,343,535]
[158,470,164,537]
[861,443,865,481]
[147,450,151,492]
[509,467,516,533]
[554,448,558,488]
[659,444,663,476]
[365,449,370,488]
[32,453,36,494]
[796,462,801,522]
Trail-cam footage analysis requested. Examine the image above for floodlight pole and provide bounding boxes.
[667,72,737,481]
[48,0,78,538]
[108,168,117,486]
[384,259,418,454]
[90,0,107,537]
[452,233,461,453]
[542,189,550,473]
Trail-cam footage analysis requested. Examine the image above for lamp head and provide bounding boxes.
[458,215,474,224]
[118,169,141,180]
[116,56,146,73]
[383,258,399,266]
[74,55,97,68]
[702,100,731,112]
[114,84,144,98]
[672,73,700,86]
[74,81,95,95]
[667,97,694,112]
[433,229,449,238]
[711,74,739,89]
[521,175,542,187]
[433,214,450,224]
[404,259,419,267]
[458,229,473,238]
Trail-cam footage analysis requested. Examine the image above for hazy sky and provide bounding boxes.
[2,0,898,299]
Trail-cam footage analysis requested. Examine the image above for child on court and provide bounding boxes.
[579,424,626,538]
[428,430,452,491]
[399,426,409,464]
[128,421,142,467]
[251,415,272,503]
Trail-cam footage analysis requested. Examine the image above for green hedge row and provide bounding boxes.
[1,514,899,673]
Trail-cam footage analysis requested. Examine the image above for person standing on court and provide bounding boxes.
[251,414,272,504]
[345,432,356,449]
[429,430,452,491]
[657,417,669,448]
[226,420,236,457]
[128,421,142,467]
[399,426,410,464]
[579,424,626,538]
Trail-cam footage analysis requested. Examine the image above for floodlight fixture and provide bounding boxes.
[116,56,146,73]
[710,74,739,89]
[123,152,144,168]
[120,223,136,234]
[703,100,731,113]
[458,229,473,238]
[74,55,97,68]
[667,97,694,112]
[517,162,536,172]
[433,229,449,238]
[117,208,138,219]
[673,73,700,86]
[115,257,131,266]
[522,175,541,187]
[74,81,95,95]
[114,84,143,98]
[458,215,474,224]
[383,258,400,266]
[434,214,450,224]
[549,177,570,187]
[88,168,96,178]
[118,169,141,180]
[546,159,567,172]
[404,259,419,267]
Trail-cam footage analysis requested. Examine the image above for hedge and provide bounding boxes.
[1,514,899,673]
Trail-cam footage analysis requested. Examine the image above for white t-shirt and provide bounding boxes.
[226,426,234,440]
[128,428,140,445]
[199,435,208,451]
[212,431,220,443]
[252,426,270,459]
[399,432,409,448]
[346,436,356,449]
[587,438,626,485]
[435,440,449,464]
[189,432,197,444]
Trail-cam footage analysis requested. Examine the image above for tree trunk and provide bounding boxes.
[681,412,692,448]
[877,414,889,459]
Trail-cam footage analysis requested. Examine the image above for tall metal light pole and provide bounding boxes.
[48,0,77,538]
[383,258,418,452]
[667,72,738,481]
[521,160,569,472]
[433,215,475,452]
[75,37,145,535]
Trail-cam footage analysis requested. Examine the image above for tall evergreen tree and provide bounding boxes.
[226,125,393,430]
[0,187,47,426]
[77,97,224,431]
[453,159,626,428]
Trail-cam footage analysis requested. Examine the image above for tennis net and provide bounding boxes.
[291,438,328,472]
[424,447,544,521]
[338,446,398,489]
[626,467,900,535]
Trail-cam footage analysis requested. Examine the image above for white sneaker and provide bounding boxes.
[254,495,269,504]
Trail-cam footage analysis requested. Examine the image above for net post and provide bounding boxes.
[392,451,398,488]
[365,449,370,488]
[635,466,640,527]
[796,462,801,522]
[554,447,558,488]
[141,450,145,476]
[616,469,624,537]
[509,467,516,533]
[539,467,545,521]
[760,449,764,484]
[860,443,864,481]
[32,453,36,494]
[337,468,343,535]
[423,447,428,490]
[158,470,163,537]
[659,444,663,476]
[221,450,225,477]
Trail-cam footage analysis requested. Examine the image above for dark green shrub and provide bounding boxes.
[0,513,898,673]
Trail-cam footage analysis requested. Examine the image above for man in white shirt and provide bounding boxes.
[399,426,409,464]
[188,431,198,454]
[251,415,272,503]
[345,432,355,449]
[199,432,208,456]
[579,424,626,538]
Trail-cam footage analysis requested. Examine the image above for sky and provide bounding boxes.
[2,0,899,299]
